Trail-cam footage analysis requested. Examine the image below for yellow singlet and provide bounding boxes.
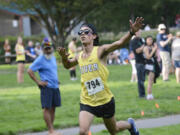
[78,46,113,106]
[16,44,25,61]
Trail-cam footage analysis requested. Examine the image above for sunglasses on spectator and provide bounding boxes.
[44,47,52,50]
[78,29,92,36]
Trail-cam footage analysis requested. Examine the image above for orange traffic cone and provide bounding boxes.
[141,110,144,116]
[155,103,159,108]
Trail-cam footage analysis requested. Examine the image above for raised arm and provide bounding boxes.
[143,44,157,59]
[57,47,78,69]
[159,34,173,47]
[100,17,144,56]
[135,44,145,54]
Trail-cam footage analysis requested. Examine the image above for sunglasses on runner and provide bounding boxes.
[78,29,92,36]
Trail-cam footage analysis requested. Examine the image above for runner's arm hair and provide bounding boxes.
[61,55,78,69]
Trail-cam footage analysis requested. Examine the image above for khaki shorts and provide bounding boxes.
[160,51,171,70]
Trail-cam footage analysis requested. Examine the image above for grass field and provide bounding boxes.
[0,64,180,135]
[96,124,180,135]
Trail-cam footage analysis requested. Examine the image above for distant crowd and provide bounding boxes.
[3,37,44,64]
[107,24,180,100]
[2,24,180,86]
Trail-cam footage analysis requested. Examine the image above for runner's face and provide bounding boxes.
[79,26,94,45]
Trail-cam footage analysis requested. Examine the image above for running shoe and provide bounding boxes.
[128,118,139,135]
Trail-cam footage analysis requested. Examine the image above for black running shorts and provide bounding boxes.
[80,97,115,119]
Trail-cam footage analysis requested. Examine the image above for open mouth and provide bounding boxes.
[81,37,86,40]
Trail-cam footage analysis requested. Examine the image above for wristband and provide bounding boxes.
[129,29,135,36]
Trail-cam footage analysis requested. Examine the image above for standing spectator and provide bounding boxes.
[143,36,160,100]
[119,48,129,64]
[15,36,25,83]
[108,49,121,65]
[129,36,137,82]
[35,42,43,56]
[68,37,78,80]
[131,30,146,98]
[27,41,62,135]
[156,24,173,81]
[3,39,11,64]
[25,40,36,63]
[171,31,180,83]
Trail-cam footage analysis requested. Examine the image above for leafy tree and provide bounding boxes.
[86,0,180,32]
[0,0,179,45]
[0,0,108,47]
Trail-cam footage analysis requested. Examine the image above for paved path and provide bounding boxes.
[22,114,180,135]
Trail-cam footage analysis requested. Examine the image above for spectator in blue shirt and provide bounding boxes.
[27,39,61,135]
[156,24,173,81]
[119,48,129,64]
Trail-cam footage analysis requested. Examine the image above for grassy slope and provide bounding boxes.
[0,64,179,134]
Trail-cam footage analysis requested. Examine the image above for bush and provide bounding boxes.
[0,28,179,64]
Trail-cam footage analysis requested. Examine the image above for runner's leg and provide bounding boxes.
[79,111,94,135]
[103,116,131,135]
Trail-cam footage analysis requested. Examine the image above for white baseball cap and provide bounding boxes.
[158,24,166,31]
[176,31,180,37]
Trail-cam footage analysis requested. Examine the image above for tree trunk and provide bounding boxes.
[54,35,66,48]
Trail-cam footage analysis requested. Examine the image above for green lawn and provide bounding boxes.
[0,64,180,135]
[96,124,180,135]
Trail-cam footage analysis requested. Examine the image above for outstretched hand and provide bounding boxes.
[57,47,69,59]
[129,17,144,33]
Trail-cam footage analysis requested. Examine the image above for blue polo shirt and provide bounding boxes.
[29,54,59,88]
[156,33,170,52]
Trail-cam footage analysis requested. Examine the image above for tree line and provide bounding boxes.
[0,0,179,47]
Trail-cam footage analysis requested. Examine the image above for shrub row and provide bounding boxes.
[0,28,179,64]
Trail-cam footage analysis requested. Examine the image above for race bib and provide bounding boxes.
[145,64,154,71]
[85,77,104,95]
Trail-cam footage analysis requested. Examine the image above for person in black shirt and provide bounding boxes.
[130,30,146,98]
